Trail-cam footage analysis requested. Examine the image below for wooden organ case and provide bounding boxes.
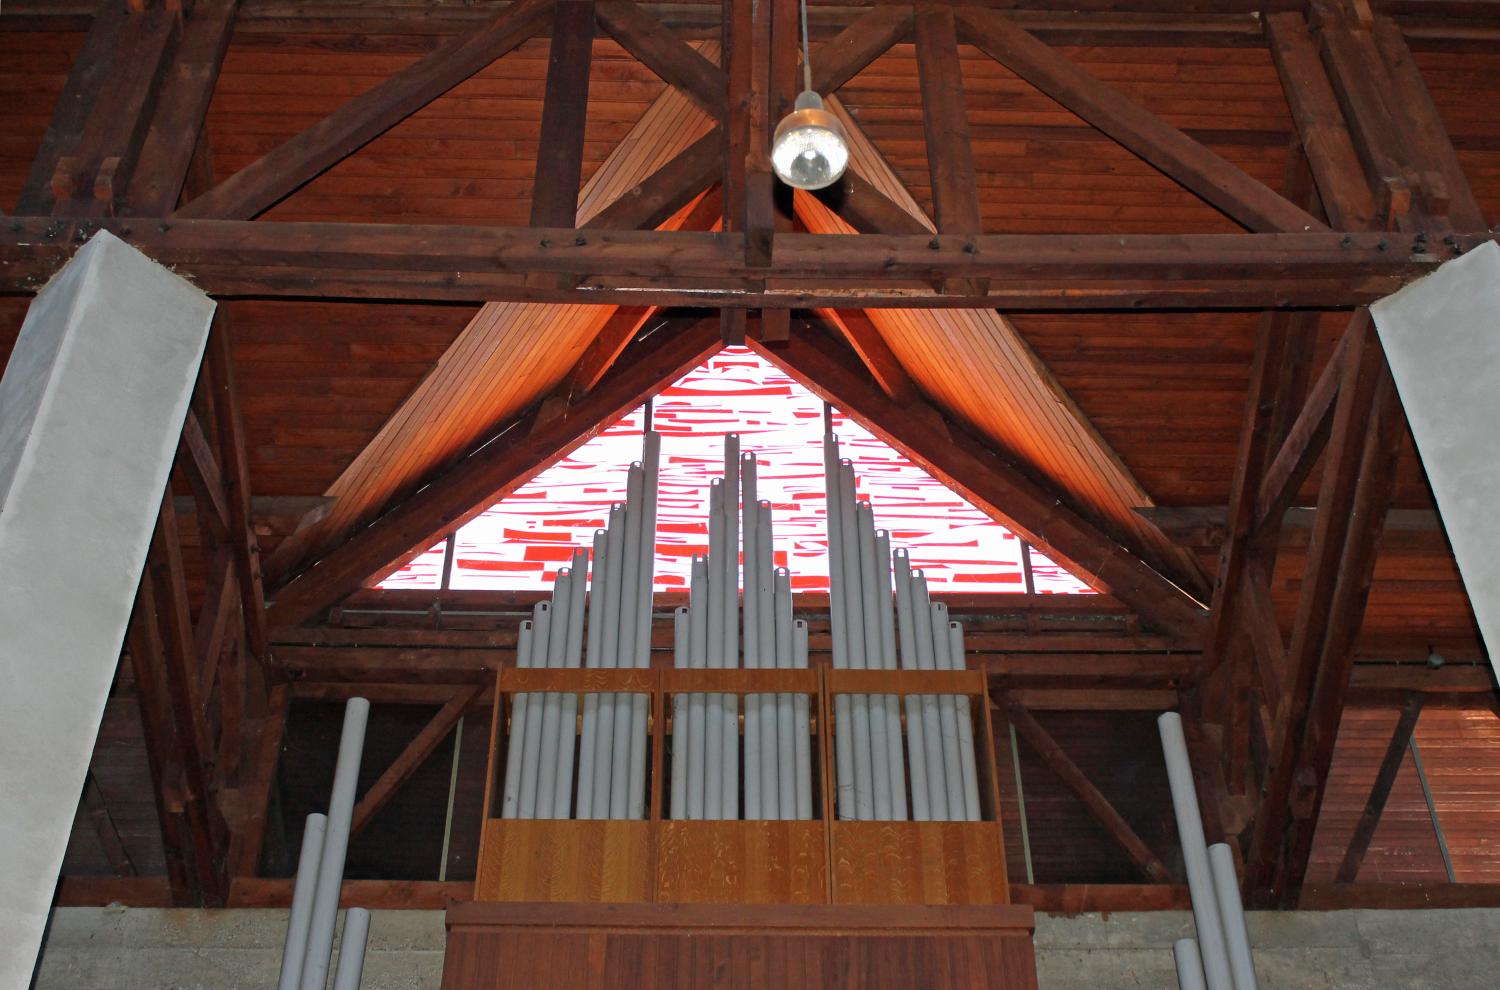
[441,435,1038,988]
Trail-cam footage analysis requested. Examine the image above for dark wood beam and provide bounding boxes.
[1264,12,1381,232]
[808,168,931,236]
[1007,699,1173,883]
[915,6,983,238]
[205,312,271,668]
[15,0,128,213]
[1247,312,1403,905]
[1254,315,1356,531]
[1274,365,1406,904]
[349,684,485,839]
[0,219,1470,310]
[809,6,915,94]
[595,0,726,118]
[955,8,1328,234]
[1142,504,1445,551]
[268,317,723,626]
[81,770,136,877]
[1335,691,1425,882]
[47,1,181,216]
[529,0,595,229]
[751,326,1209,642]
[175,0,554,219]
[128,495,230,905]
[178,409,230,544]
[1371,16,1488,230]
[582,129,722,232]
[1313,11,1420,226]
[127,0,241,215]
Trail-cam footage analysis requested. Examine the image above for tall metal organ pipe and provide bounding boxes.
[499,432,660,822]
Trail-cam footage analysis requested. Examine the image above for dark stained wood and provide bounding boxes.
[1276,365,1406,903]
[751,327,1208,642]
[14,0,129,213]
[1248,310,1402,905]
[269,316,722,626]
[204,312,271,668]
[529,0,595,228]
[1371,16,1488,229]
[1265,12,1381,231]
[915,6,982,239]
[178,409,230,543]
[1012,883,1191,912]
[596,0,726,118]
[810,6,915,95]
[442,901,1038,989]
[81,770,136,877]
[127,0,241,214]
[1301,883,1500,910]
[955,8,1328,234]
[350,683,485,839]
[582,130,722,232]
[0,219,1463,310]
[175,0,554,219]
[1314,14,1419,226]
[809,167,931,236]
[56,2,181,215]
[1336,691,1425,882]
[1006,700,1172,883]
[1255,317,1354,531]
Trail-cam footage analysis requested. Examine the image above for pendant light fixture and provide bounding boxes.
[770,0,849,191]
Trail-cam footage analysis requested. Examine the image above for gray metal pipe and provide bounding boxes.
[277,813,327,990]
[299,697,369,990]
[331,907,370,990]
[1159,712,1234,990]
[1209,842,1259,990]
[1174,938,1208,990]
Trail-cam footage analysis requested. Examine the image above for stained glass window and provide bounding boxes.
[380,347,1093,595]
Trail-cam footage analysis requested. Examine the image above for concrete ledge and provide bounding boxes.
[35,905,1500,989]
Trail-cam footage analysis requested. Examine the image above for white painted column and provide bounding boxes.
[1371,241,1500,687]
[0,232,215,986]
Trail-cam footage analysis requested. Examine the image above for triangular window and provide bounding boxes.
[381,347,1093,595]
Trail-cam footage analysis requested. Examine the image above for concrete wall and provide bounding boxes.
[34,905,1498,989]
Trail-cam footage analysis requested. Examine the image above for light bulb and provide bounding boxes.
[771,91,849,191]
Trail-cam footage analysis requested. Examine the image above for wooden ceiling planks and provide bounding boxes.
[267,42,718,575]
[797,97,1204,594]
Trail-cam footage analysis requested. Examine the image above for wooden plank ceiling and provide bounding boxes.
[1,14,1497,648]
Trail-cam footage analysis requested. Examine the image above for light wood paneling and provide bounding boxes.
[831,821,1009,905]
[475,819,654,902]
[656,820,827,903]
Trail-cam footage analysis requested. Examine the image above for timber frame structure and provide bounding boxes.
[4,0,1500,917]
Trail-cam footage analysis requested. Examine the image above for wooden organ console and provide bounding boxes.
[441,434,1038,988]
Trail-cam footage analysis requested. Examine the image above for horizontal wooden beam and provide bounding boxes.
[1139,504,1443,550]
[0,218,1471,310]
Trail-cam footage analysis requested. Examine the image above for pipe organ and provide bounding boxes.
[476,430,1015,908]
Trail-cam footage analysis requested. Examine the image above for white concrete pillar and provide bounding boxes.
[1371,241,1500,689]
[0,232,215,986]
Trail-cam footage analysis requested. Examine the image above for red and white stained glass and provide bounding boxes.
[379,347,1093,595]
